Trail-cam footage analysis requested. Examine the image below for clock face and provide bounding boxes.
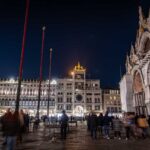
[76,94,83,101]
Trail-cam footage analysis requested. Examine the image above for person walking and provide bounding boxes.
[87,113,91,131]
[103,112,111,139]
[97,113,104,137]
[137,114,149,139]
[60,110,69,139]
[2,110,19,150]
[90,111,98,139]
[1,108,12,146]
[18,109,25,143]
[24,113,30,133]
[123,113,133,140]
[112,116,122,140]
[33,115,40,132]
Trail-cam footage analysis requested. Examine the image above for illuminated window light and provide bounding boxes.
[51,80,57,85]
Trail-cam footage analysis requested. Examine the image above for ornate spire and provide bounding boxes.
[138,6,150,31]
[130,43,135,56]
[147,8,150,26]
[138,6,145,34]
[125,54,129,73]
[139,6,144,23]
[74,62,86,72]
[125,54,132,74]
[77,61,81,69]
[129,42,140,65]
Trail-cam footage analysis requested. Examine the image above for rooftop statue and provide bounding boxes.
[130,44,139,65]
[125,54,132,74]
[139,6,150,32]
[74,62,86,72]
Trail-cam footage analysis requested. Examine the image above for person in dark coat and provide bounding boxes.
[24,113,30,133]
[1,108,12,146]
[33,116,40,132]
[87,113,91,131]
[60,110,69,139]
[103,112,111,139]
[90,111,98,139]
[2,110,19,150]
[97,113,104,136]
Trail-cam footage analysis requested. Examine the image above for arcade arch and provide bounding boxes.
[147,62,150,85]
[143,38,150,53]
[74,105,84,117]
[133,71,147,115]
[139,32,150,57]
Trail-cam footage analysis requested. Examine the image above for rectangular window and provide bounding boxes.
[66,105,71,110]
[95,98,100,103]
[94,93,100,95]
[114,107,118,113]
[86,93,92,96]
[86,105,92,111]
[67,98,72,103]
[95,105,100,110]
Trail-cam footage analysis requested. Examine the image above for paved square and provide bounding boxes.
[1,122,150,150]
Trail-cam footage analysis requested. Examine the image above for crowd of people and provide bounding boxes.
[1,108,150,149]
[0,109,70,149]
[86,111,150,140]
[0,108,30,150]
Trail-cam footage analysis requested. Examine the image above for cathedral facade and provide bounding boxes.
[120,7,150,115]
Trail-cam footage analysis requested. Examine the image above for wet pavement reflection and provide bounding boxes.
[0,121,150,150]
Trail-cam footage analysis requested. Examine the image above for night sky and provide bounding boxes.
[0,0,150,88]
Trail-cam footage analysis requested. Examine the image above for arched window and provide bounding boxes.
[133,71,143,93]
[143,38,150,53]
[147,64,150,85]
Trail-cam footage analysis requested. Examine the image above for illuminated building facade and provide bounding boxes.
[102,89,121,115]
[120,7,150,115]
[0,63,103,116]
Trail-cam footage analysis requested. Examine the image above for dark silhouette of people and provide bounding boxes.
[112,116,122,139]
[24,113,30,133]
[90,111,98,139]
[87,113,91,131]
[2,109,19,150]
[60,110,69,139]
[103,112,111,139]
[97,113,104,136]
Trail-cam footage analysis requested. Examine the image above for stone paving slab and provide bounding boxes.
[1,122,150,150]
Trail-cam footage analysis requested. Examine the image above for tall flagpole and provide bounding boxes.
[47,48,53,117]
[36,26,46,119]
[15,0,30,112]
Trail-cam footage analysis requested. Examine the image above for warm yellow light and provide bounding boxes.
[71,71,74,76]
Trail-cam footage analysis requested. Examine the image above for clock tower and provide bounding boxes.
[71,62,86,116]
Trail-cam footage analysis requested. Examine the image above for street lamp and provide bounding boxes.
[15,0,30,112]
[36,26,46,119]
[71,71,74,77]
[47,48,53,117]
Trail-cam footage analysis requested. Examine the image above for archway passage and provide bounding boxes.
[74,105,84,117]
[148,63,150,85]
[143,38,150,54]
[133,71,147,115]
